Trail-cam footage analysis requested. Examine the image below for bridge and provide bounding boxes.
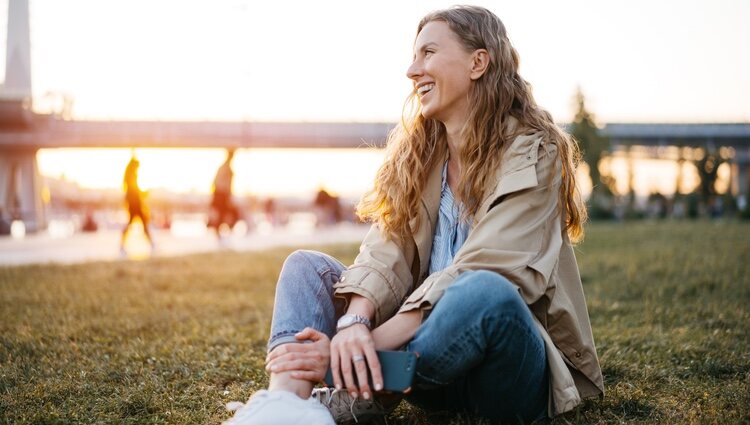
[603,123,750,194]
[3,116,747,233]
[1,0,749,233]
[0,118,394,149]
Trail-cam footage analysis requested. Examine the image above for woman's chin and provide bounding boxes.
[420,107,436,120]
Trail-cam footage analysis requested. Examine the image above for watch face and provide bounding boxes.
[338,315,354,327]
[337,314,370,331]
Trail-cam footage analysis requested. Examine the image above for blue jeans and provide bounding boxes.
[268,250,548,424]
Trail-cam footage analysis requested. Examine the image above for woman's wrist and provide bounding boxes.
[345,294,376,321]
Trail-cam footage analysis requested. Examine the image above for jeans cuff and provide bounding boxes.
[267,331,301,353]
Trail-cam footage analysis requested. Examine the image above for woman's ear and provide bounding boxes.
[470,49,490,80]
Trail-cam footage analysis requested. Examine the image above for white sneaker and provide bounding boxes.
[223,389,335,425]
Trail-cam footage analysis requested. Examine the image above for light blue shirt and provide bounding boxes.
[428,161,471,275]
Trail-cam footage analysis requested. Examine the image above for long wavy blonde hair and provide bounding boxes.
[357,5,587,243]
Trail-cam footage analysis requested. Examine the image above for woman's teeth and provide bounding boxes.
[418,83,434,95]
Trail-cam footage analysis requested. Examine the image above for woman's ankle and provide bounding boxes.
[268,371,315,399]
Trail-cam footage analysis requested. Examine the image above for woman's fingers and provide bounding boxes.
[265,342,311,363]
[330,325,380,398]
[363,345,383,392]
[266,351,322,372]
[352,352,371,399]
[267,358,318,374]
[340,350,359,398]
[266,328,329,363]
[295,327,325,341]
[330,348,343,390]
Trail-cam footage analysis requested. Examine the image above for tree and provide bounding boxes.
[571,89,606,190]
[694,148,727,217]
[570,88,614,218]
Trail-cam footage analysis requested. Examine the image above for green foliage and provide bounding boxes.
[571,88,615,219]
[1,223,749,424]
[694,149,726,202]
[571,89,610,192]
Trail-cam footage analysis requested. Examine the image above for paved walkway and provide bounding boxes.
[0,222,369,266]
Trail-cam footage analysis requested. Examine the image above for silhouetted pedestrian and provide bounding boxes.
[120,155,154,255]
[208,149,240,240]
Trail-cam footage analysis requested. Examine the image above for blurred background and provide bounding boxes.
[1,0,748,262]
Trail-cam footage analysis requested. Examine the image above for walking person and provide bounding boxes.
[209,148,241,242]
[120,155,154,255]
[226,5,603,424]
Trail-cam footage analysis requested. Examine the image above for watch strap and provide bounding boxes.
[336,314,372,332]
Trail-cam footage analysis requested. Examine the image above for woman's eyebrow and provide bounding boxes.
[417,42,439,52]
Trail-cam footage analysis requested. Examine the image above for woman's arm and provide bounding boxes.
[333,224,418,327]
[371,310,422,351]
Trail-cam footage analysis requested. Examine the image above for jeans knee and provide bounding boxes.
[286,248,341,274]
[279,249,342,292]
[283,249,320,272]
[279,250,324,285]
[446,270,525,315]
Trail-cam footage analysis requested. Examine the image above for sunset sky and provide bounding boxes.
[2,0,748,196]
[11,0,747,123]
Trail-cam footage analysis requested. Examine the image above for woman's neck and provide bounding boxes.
[445,129,462,194]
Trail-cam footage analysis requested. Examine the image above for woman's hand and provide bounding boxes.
[265,328,331,383]
[330,324,383,400]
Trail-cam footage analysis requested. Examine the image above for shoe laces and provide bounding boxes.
[312,387,386,424]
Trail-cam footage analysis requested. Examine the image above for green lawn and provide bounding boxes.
[1,221,749,424]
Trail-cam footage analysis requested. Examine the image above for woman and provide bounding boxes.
[227,5,603,424]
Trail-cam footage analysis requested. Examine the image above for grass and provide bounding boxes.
[1,221,749,424]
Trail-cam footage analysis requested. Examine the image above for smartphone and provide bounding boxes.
[324,350,417,393]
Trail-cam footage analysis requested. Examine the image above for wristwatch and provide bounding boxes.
[336,314,372,332]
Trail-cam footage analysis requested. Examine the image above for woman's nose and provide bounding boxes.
[406,60,422,81]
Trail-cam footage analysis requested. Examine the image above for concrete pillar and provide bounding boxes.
[675,149,685,196]
[3,0,32,99]
[626,146,635,196]
[0,148,46,232]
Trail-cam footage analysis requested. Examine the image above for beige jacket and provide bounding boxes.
[334,129,604,416]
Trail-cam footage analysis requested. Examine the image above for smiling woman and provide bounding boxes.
[36,147,385,198]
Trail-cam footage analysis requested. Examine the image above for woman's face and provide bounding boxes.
[407,21,474,126]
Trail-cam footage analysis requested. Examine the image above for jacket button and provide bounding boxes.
[575,352,582,358]
[340,276,346,282]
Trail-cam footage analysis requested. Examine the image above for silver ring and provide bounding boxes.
[352,354,365,363]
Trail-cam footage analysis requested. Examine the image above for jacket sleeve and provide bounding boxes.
[333,223,416,326]
[399,138,563,313]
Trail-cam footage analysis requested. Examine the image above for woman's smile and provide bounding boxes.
[417,83,435,96]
